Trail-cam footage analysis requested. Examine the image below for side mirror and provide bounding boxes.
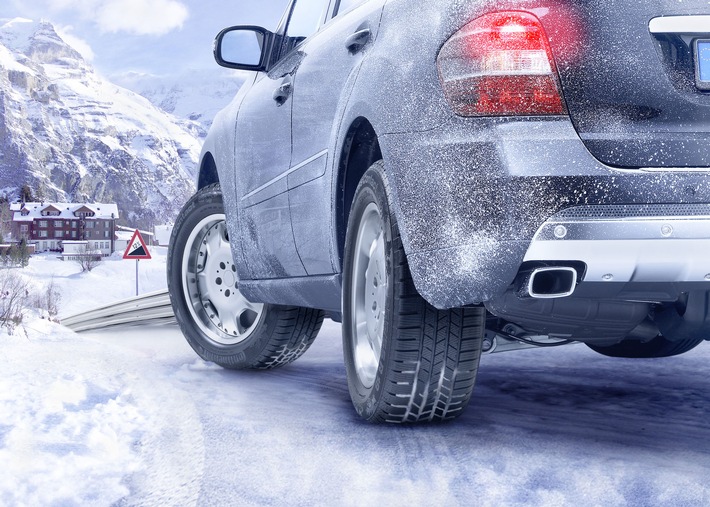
[214,26,272,71]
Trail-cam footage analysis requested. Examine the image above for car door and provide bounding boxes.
[288,0,385,275]
[234,11,309,279]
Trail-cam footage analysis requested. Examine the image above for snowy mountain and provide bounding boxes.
[0,18,200,229]
[114,69,244,135]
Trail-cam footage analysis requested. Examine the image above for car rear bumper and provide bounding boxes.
[380,117,710,308]
[525,204,710,284]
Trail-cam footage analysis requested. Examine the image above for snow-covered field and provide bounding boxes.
[23,250,170,318]
[3,254,710,506]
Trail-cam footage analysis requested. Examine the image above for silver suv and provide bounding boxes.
[168,0,710,423]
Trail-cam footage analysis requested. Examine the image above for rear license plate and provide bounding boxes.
[695,39,710,90]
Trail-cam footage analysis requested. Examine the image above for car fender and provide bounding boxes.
[198,73,257,282]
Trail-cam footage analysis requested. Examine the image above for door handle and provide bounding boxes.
[345,27,371,54]
[272,77,293,106]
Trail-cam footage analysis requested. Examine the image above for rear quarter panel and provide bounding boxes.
[346,0,578,307]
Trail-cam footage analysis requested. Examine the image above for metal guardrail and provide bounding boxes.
[61,289,175,332]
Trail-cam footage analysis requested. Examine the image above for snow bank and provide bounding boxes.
[0,320,203,506]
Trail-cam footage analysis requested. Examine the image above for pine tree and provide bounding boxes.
[0,200,10,241]
[19,184,35,203]
[8,244,19,267]
[18,238,30,268]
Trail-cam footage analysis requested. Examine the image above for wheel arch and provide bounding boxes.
[335,117,382,269]
[197,152,219,190]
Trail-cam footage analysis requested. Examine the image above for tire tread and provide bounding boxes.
[168,183,325,371]
[343,161,485,424]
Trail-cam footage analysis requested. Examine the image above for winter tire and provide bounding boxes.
[586,334,704,358]
[167,183,324,369]
[342,161,486,423]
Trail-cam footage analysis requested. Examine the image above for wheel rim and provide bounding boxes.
[350,202,387,389]
[181,214,264,345]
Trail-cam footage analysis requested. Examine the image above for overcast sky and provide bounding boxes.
[0,0,289,77]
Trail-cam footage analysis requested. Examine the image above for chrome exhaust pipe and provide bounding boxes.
[526,267,577,299]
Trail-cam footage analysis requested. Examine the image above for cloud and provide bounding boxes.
[22,0,189,36]
[95,0,189,35]
[49,0,98,12]
[56,25,95,61]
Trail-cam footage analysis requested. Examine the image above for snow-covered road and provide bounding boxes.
[3,317,710,506]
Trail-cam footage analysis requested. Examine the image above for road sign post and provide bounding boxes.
[123,229,152,296]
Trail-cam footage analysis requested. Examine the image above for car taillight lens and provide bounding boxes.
[437,11,566,116]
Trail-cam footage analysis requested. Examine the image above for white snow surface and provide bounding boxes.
[3,254,710,506]
[12,202,119,222]
[22,250,170,318]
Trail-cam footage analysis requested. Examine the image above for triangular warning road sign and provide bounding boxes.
[123,229,152,260]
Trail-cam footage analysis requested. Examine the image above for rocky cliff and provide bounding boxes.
[0,18,200,229]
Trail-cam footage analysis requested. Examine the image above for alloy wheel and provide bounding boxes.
[181,214,263,345]
[350,202,388,389]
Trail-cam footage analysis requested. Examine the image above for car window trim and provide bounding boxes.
[333,0,368,17]
[285,0,333,40]
[259,0,336,73]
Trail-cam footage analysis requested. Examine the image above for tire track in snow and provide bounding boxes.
[170,321,710,506]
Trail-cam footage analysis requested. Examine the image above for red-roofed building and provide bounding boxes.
[10,202,119,255]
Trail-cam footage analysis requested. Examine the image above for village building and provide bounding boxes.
[10,202,119,255]
[153,224,173,246]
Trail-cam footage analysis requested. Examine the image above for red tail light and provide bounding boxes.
[437,11,566,116]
